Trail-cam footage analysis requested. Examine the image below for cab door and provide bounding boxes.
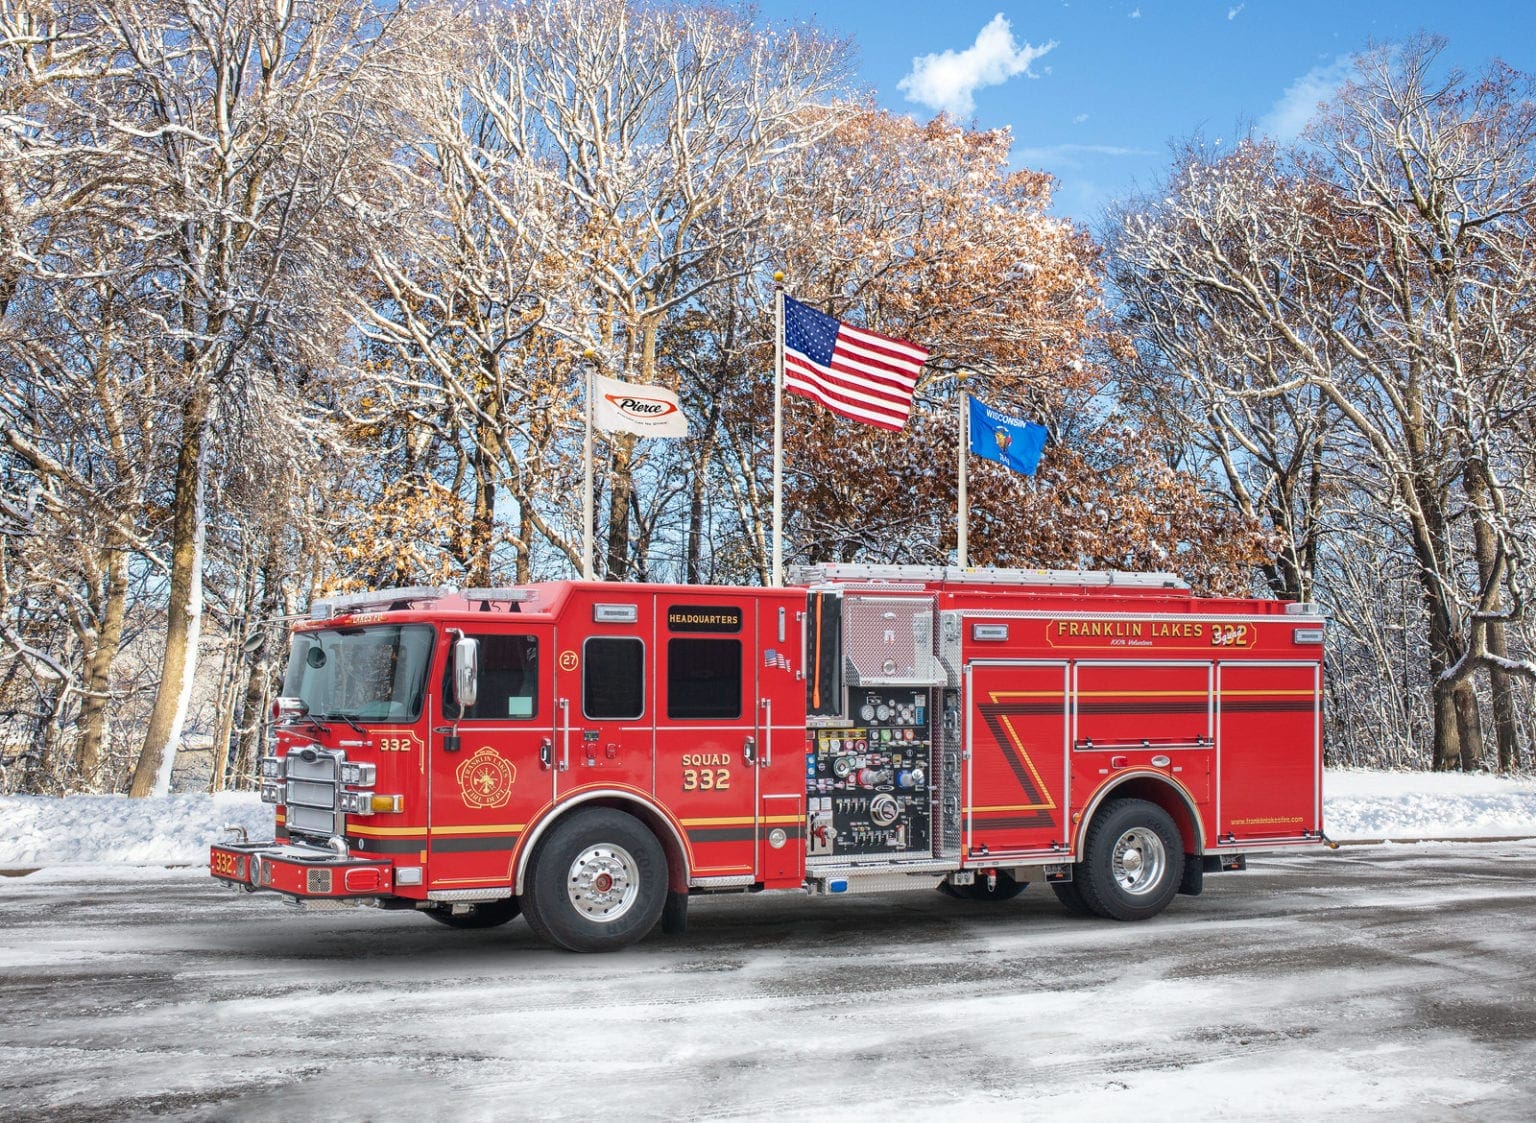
[427,624,554,892]
[654,594,760,880]
[556,595,655,801]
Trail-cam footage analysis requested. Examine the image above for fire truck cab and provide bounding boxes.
[211,565,1327,951]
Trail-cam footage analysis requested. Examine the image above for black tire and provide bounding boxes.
[520,808,668,952]
[423,897,521,929]
[1050,877,1094,916]
[1074,798,1185,921]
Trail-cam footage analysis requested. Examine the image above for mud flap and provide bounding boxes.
[1178,854,1203,896]
[661,889,689,936]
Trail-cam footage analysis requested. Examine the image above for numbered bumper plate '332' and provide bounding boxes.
[209,844,395,897]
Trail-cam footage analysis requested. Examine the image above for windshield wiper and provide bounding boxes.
[319,712,369,737]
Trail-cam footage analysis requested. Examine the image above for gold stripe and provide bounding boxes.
[430,823,527,836]
[680,816,756,827]
[346,825,428,837]
[967,804,1043,813]
[1075,690,1208,697]
[762,815,803,826]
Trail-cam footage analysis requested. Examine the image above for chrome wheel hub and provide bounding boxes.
[567,843,640,923]
[1111,828,1167,896]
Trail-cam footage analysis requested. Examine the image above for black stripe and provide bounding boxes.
[1078,701,1208,714]
[972,814,1062,831]
[687,827,757,843]
[1220,700,1316,712]
[989,702,1065,716]
[431,834,522,854]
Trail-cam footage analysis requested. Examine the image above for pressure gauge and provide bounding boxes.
[898,705,914,724]
[876,703,892,721]
[860,703,876,722]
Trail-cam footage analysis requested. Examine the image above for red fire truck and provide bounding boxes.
[211,564,1328,951]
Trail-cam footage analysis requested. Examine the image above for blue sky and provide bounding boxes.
[751,1,1536,227]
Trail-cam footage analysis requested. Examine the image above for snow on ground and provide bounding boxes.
[2,768,1535,865]
[1323,767,1536,840]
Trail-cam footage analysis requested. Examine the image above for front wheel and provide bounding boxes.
[1075,799,1184,921]
[521,809,668,952]
[423,897,521,929]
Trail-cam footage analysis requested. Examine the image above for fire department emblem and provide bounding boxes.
[457,747,517,809]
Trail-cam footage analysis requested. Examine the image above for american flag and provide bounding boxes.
[763,648,791,671]
[782,296,929,431]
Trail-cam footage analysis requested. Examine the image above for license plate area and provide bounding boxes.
[209,845,253,884]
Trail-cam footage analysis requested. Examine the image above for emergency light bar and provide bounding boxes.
[311,586,452,619]
[462,588,535,604]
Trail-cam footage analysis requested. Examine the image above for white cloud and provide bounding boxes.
[1260,55,1356,142]
[897,14,1056,118]
[1129,7,1141,17]
[1227,3,1245,18]
[1013,142,1158,169]
[1073,113,1090,124]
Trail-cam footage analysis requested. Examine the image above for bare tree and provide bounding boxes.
[1114,38,1536,769]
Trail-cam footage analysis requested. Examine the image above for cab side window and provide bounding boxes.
[667,638,742,719]
[442,634,539,721]
[584,637,644,719]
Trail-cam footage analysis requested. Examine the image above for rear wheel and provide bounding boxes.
[424,897,521,929]
[1075,799,1184,921]
[1050,877,1093,916]
[521,809,668,952]
[940,870,1027,901]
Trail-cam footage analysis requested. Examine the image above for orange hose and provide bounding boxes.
[811,593,823,710]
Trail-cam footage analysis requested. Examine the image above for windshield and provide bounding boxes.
[281,625,435,723]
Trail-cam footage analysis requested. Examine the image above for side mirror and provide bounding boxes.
[271,696,308,723]
[453,635,479,712]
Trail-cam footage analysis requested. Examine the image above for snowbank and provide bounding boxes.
[0,791,270,865]
[1323,768,1536,840]
[2,769,1535,865]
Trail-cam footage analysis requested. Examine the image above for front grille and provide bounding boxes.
[284,748,344,840]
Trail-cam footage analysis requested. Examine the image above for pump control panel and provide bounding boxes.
[806,689,934,859]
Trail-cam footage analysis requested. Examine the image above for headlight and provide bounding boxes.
[259,756,285,779]
[339,790,375,814]
[340,762,376,786]
[259,780,283,803]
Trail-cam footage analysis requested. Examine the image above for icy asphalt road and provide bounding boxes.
[2,844,1535,1122]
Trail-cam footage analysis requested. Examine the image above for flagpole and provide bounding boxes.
[582,349,595,581]
[957,372,969,570]
[772,272,785,587]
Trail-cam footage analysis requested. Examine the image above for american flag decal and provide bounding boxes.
[764,648,791,671]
